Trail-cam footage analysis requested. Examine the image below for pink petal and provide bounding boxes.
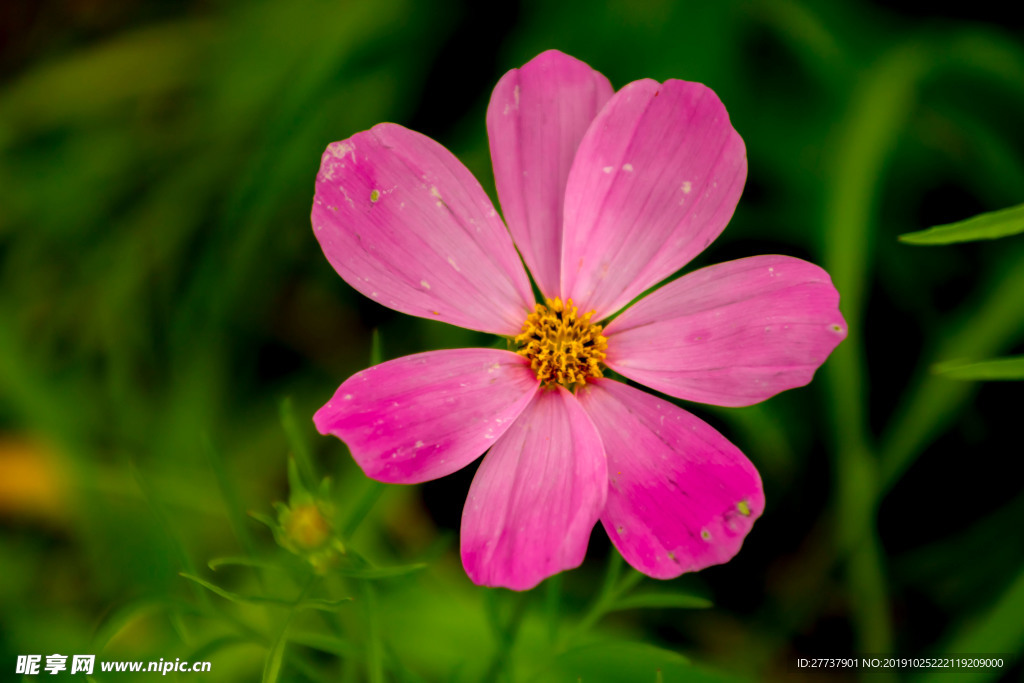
[313,349,538,484]
[561,79,747,318]
[576,380,763,579]
[604,255,847,407]
[312,124,535,336]
[461,387,607,590]
[487,50,614,298]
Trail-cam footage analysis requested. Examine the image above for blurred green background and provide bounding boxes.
[2,0,1023,681]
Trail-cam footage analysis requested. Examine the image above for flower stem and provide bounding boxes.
[342,480,384,538]
[481,590,529,683]
[360,581,384,683]
[557,552,641,651]
[544,574,562,642]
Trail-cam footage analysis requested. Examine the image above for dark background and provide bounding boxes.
[1,0,1022,681]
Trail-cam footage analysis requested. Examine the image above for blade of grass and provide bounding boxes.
[204,435,258,559]
[609,592,712,612]
[931,355,1024,381]
[899,203,1024,244]
[130,462,210,617]
[880,255,1024,492]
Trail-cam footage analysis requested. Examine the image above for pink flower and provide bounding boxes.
[311,50,846,590]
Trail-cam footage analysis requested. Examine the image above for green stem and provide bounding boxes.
[823,42,930,667]
[263,575,317,683]
[342,480,385,538]
[558,552,641,651]
[481,590,529,683]
[360,581,385,683]
[280,397,318,488]
[544,574,562,643]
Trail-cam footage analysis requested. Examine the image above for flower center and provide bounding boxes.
[514,298,607,389]
[284,503,332,551]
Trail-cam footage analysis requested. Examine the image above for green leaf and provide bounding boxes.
[565,554,646,645]
[609,591,712,612]
[898,203,1024,245]
[179,573,352,611]
[931,355,1024,381]
[331,546,425,579]
[208,556,307,573]
[880,254,1024,490]
[249,510,279,530]
[286,456,307,500]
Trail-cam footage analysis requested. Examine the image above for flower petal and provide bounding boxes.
[487,50,614,298]
[605,255,847,407]
[461,387,606,590]
[561,79,747,318]
[312,123,535,335]
[314,349,538,484]
[576,379,763,579]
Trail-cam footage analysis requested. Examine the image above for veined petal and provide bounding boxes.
[314,349,538,484]
[576,380,763,579]
[487,50,614,298]
[461,387,606,590]
[561,79,747,318]
[605,255,847,407]
[312,124,535,335]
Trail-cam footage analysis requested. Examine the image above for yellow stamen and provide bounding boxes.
[514,298,608,390]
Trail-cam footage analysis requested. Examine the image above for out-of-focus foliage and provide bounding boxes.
[1,0,1023,681]
[903,201,1024,383]
[932,355,1024,380]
